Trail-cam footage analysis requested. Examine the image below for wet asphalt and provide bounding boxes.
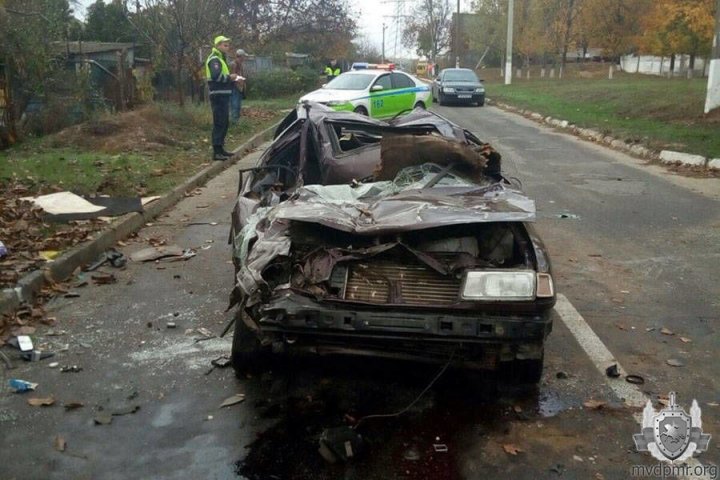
[1,106,719,480]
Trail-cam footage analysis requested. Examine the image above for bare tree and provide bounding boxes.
[403,0,453,63]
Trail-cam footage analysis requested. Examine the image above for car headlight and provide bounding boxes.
[475,87,485,93]
[443,87,455,93]
[461,270,539,301]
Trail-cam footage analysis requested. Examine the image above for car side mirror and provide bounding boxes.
[371,85,384,92]
[479,79,485,83]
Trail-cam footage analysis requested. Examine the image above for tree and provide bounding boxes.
[351,36,382,63]
[469,0,507,67]
[578,0,649,59]
[402,0,453,62]
[537,0,585,67]
[0,0,75,115]
[85,0,135,42]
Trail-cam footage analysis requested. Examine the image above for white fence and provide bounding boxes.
[619,54,710,77]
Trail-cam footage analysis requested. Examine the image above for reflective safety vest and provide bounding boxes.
[325,65,341,77]
[205,48,232,95]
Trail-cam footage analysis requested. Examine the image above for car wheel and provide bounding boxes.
[500,355,544,385]
[438,93,445,106]
[414,101,426,110]
[353,106,368,116]
[231,309,270,376]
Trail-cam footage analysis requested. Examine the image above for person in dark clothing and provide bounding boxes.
[205,35,240,160]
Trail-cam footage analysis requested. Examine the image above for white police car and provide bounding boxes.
[298,65,431,119]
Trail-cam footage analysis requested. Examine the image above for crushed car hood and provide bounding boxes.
[269,181,535,235]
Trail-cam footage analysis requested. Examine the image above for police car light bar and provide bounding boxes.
[368,63,395,71]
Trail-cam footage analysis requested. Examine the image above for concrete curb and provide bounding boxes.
[487,99,718,170]
[0,121,279,316]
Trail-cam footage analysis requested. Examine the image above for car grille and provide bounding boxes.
[455,86,475,92]
[343,261,462,305]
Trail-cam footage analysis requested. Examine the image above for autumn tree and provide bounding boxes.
[469,0,508,67]
[536,0,584,67]
[577,0,649,59]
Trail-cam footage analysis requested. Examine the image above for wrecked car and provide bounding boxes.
[229,103,555,384]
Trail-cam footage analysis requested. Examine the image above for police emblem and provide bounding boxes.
[634,392,711,463]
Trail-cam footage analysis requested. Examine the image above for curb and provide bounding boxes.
[0,121,279,316]
[487,99,718,170]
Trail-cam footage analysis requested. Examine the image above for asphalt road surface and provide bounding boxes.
[1,105,719,480]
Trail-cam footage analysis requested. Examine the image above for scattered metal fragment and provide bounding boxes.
[666,358,685,367]
[605,364,620,378]
[211,356,232,368]
[94,413,113,425]
[166,322,177,329]
[220,394,246,408]
[60,365,83,373]
[21,350,55,362]
[433,444,449,453]
[318,426,364,463]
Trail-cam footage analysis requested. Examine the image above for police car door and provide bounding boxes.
[369,74,392,118]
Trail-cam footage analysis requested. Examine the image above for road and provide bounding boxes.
[1,105,719,480]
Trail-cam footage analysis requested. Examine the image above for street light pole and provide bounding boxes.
[704,0,720,113]
[455,0,461,68]
[504,0,514,85]
[382,23,387,64]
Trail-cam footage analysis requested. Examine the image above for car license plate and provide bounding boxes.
[458,94,471,99]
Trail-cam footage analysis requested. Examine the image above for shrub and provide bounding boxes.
[246,67,321,98]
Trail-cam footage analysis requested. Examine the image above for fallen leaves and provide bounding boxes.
[54,435,66,452]
[502,443,523,455]
[583,399,607,410]
[27,396,56,407]
[660,327,674,336]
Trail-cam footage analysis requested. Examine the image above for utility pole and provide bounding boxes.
[504,0,514,85]
[705,0,720,113]
[455,0,461,68]
[382,23,387,63]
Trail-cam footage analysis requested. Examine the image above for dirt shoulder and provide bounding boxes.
[0,97,293,290]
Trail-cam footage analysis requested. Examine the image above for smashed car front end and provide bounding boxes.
[230,105,555,374]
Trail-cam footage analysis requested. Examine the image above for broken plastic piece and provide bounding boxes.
[9,378,38,392]
[318,426,364,463]
[16,335,33,352]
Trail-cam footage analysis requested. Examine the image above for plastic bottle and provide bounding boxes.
[8,379,37,392]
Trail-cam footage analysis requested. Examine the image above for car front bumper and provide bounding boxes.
[253,291,552,369]
[442,92,484,103]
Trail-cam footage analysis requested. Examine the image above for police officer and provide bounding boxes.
[324,59,341,82]
[206,35,240,160]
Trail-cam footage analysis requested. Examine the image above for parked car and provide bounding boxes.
[298,67,431,119]
[229,104,555,384]
[432,68,485,106]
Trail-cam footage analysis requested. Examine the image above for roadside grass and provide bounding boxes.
[0,94,297,196]
[483,69,720,158]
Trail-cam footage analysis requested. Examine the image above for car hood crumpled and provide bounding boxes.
[269,181,534,235]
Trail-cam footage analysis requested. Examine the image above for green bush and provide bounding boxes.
[246,67,321,99]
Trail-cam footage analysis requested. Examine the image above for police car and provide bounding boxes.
[298,65,431,119]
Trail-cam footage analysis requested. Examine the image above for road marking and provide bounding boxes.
[555,294,710,479]
[554,294,647,408]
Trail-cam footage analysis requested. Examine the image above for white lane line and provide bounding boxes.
[554,293,648,408]
[555,294,711,479]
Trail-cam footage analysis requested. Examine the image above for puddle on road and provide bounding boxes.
[234,357,578,480]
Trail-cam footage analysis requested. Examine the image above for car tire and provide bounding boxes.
[414,101,426,110]
[231,309,270,376]
[500,353,544,385]
[438,93,445,106]
[353,106,368,116]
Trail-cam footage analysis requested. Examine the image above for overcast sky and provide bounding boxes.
[73,0,474,59]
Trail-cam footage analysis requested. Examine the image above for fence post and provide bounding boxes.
[609,65,613,79]
[550,68,555,79]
